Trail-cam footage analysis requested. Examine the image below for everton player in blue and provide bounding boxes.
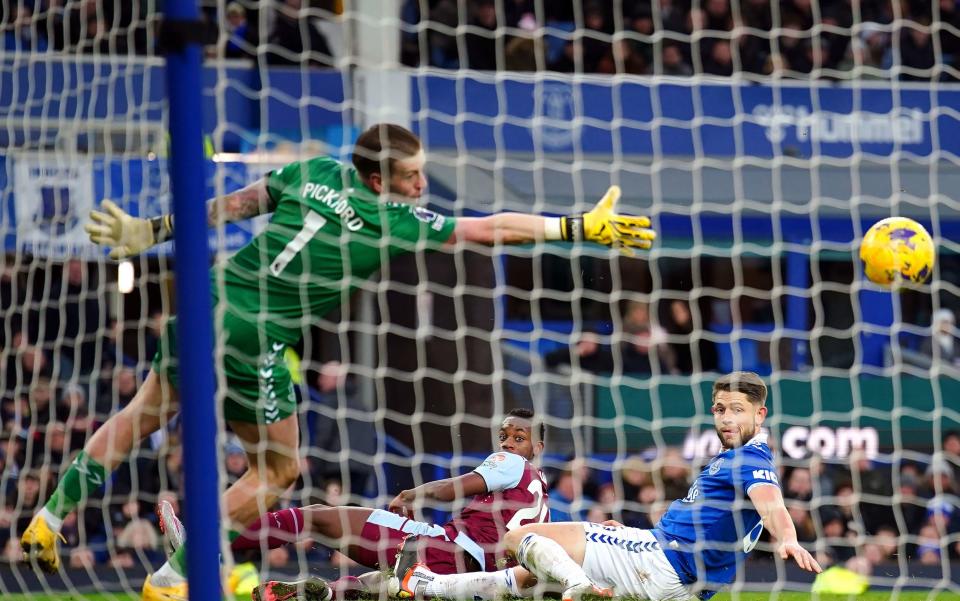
[392,371,821,601]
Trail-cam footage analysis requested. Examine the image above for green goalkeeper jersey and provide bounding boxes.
[216,156,456,344]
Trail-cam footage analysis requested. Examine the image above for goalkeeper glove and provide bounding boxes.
[84,200,174,260]
[560,185,655,254]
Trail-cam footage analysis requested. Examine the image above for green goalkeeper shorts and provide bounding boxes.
[152,311,296,425]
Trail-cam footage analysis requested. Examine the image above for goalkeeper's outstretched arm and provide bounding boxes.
[85,178,276,260]
[449,185,656,254]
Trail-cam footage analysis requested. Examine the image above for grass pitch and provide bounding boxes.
[3,592,960,601]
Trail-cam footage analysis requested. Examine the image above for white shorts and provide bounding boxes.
[580,523,692,601]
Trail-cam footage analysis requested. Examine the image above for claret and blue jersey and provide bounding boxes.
[653,433,780,595]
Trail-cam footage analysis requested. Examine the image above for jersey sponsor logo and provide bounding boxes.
[708,458,725,475]
[480,453,508,469]
[412,207,447,231]
[751,469,779,484]
[302,183,365,231]
[586,531,661,553]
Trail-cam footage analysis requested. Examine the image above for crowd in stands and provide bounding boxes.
[402,0,960,79]
[4,1,960,81]
[0,0,337,67]
[545,299,720,375]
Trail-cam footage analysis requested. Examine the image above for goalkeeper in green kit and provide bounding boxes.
[20,123,655,600]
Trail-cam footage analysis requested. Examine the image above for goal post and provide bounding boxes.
[162,1,220,600]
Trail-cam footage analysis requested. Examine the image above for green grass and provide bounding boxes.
[3,593,960,601]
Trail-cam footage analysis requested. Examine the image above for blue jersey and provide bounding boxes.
[653,434,780,595]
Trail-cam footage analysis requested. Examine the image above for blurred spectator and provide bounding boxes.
[625,5,654,68]
[870,525,899,563]
[848,449,894,533]
[223,2,251,59]
[464,0,498,70]
[702,39,734,75]
[661,41,693,76]
[162,445,184,495]
[662,299,717,374]
[842,22,892,77]
[43,260,102,375]
[618,455,652,505]
[944,430,960,458]
[60,384,93,448]
[695,0,733,75]
[621,301,676,374]
[550,1,610,73]
[265,0,333,67]
[92,364,139,422]
[307,361,375,496]
[596,39,648,75]
[548,462,596,522]
[737,0,772,74]
[545,328,614,373]
[654,447,690,500]
[11,470,43,535]
[897,462,927,534]
[107,497,162,567]
[424,0,459,68]
[897,17,936,80]
[922,456,958,496]
[922,308,960,365]
[783,466,813,502]
[819,505,856,563]
[787,503,816,542]
[916,523,942,564]
[503,33,544,71]
[224,438,248,487]
[3,4,47,53]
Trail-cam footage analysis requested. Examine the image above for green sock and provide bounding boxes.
[44,450,107,520]
[169,544,187,576]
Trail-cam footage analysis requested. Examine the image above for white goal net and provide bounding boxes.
[1,0,959,598]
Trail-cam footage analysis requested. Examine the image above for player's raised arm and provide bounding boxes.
[387,472,489,517]
[84,178,276,260]
[449,185,656,254]
[748,483,822,573]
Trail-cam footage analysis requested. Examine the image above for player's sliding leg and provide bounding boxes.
[506,523,612,601]
[232,505,372,553]
[391,563,532,600]
[240,506,387,600]
[22,370,177,573]
[392,524,610,601]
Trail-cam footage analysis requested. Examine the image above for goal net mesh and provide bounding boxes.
[1,0,959,597]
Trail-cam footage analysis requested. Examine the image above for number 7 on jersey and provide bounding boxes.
[269,211,328,276]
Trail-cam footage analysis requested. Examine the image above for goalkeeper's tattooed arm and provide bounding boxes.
[206,178,277,226]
